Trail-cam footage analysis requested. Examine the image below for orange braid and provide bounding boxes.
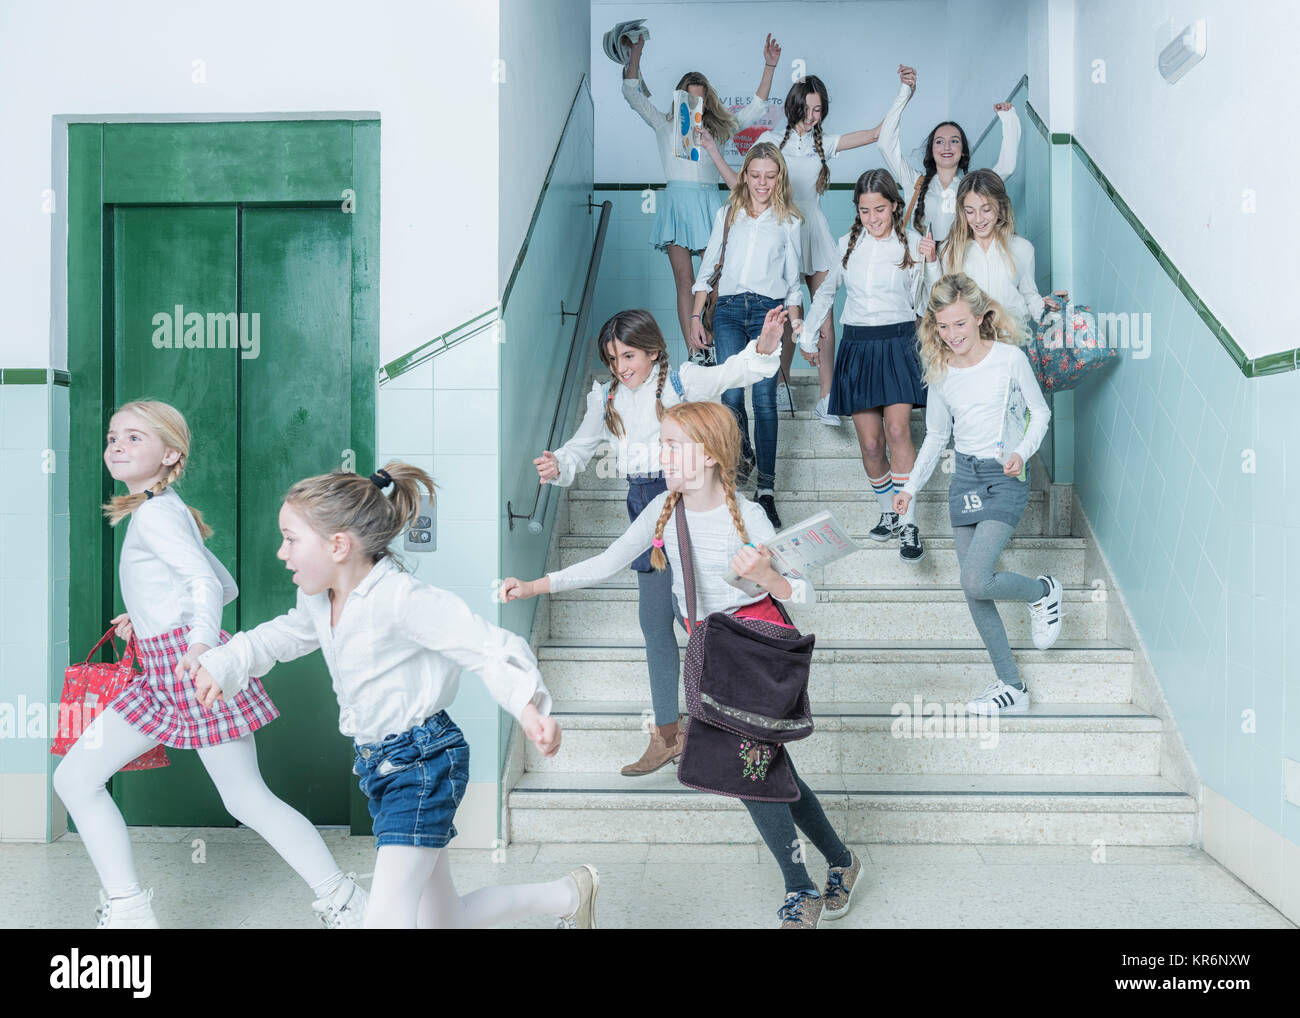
[722,487,751,546]
[649,490,680,571]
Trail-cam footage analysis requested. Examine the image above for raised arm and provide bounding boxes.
[877,65,920,191]
[621,36,668,128]
[698,128,739,189]
[989,103,1022,181]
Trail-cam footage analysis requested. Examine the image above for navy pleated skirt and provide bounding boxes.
[828,321,928,415]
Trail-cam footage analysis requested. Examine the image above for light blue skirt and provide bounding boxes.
[650,181,724,253]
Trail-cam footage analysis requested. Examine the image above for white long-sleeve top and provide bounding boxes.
[550,340,781,486]
[691,204,803,305]
[798,228,940,351]
[547,491,811,621]
[197,557,551,745]
[118,487,237,651]
[904,341,1051,497]
[948,235,1045,324]
[754,127,841,208]
[623,79,767,185]
[878,83,1021,242]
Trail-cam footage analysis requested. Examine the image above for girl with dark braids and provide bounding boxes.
[533,309,783,776]
[791,170,940,564]
[879,64,1021,243]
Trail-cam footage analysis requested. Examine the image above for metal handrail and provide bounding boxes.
[507,197,613,534]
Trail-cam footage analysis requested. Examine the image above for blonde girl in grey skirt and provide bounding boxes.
[894,274,1064,714]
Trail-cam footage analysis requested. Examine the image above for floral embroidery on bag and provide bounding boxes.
[740,739,774,781]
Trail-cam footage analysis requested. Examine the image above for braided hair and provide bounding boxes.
[101,400,213,538]
[595,309,671,439]
[912,120,970,234]
[843,170,915,271]
[778,76,831,195]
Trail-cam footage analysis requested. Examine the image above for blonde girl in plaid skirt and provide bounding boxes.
[52,401,365,929]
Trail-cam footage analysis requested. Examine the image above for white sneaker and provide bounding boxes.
[94,888,160,929]
[813,395,841,426]
[312,872,369,929]
[1029,575,1064,650]
[775,381,795,413]
[966,680,1030,715]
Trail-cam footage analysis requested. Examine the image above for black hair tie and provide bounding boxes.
[144,490,154,499]
[369,469,393,489]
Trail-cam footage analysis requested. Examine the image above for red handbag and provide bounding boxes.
[51,626,170,770]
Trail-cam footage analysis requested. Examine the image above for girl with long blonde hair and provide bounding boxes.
[621,32,781,348]
[54,400,363,929]
[688,142,804,529]
[897,275,1063,715]
[504,399,862,929]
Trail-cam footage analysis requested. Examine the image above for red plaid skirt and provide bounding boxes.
[109,625,279,748]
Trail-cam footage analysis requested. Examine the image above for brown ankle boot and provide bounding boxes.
[620,722,683,776]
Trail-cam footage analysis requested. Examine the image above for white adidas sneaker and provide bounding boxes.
[94,888,160,929]
[1028,575,1064,650]
[966,680,1030,715]
[312,872,369,929]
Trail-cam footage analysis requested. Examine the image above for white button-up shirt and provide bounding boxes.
[755,127,841,209]
[198,557,551,745]
[952,235,1045,324]
[692,205,803,305]
[119,487,237,650]
[550,340,781,486]
[623,79,768,184]
[878,83,1021,242]
[798,229,940,350]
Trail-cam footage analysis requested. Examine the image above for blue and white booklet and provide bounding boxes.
[995,373,1030,481]
[723,510,859,596]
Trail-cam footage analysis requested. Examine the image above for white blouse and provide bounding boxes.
[118,487,237,651]
[755,127,841,208]
[878,82,1021,242]
[692,205,803,305]
[198,557,551,745]
[623,79,768,185]
[905,341,1051,497]
[798,229,940,350]
[950,235,1045,324]
[551,340,781,485]
[547,491,811,621]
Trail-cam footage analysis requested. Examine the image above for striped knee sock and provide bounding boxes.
[868,471,894,514]
[892,471,914,524]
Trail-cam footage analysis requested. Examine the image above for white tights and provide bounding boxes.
[364,845,579,929]
[53,708,344,899]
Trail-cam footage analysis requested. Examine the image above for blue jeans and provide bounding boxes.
[712,292,780,491]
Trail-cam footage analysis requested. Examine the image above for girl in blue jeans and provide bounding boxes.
[689,141,804,529]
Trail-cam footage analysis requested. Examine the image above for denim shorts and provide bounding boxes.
[352,711,470,848]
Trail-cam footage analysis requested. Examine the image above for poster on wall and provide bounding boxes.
[721,93,781,161]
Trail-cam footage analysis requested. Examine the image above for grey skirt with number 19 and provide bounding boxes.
[948,452,1030,528]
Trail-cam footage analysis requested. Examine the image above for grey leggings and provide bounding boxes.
[638,566,682,727]
[742,756,851,894]
[952,520,1046,689]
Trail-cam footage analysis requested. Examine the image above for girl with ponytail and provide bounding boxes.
[504,400,862,929]
[192,462,599,929]
[534,307,785,777]
[878,64,1022,243]
[56,401,363,930]
[791,169,941,564]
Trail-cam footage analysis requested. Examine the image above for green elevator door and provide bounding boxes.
[109,203,355,826]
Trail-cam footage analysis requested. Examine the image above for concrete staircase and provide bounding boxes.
[507,373,1196,846]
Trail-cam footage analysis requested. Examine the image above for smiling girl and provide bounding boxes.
[534,307,783,775]
[53,400,363,929]
[793,169,941,563]
[690,142,803,529]
[504,398,862,929]
[895,275,1063,714]
[191,463,599,929]
[879,64,1022,242]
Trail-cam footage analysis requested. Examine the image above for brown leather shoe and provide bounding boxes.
[620,722,683,776]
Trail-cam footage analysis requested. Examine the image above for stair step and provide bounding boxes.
[548,587,1105,642]
[507,771,1197,845]
[525,703,1163,776]
[556,535,1086,587]
[562,489,1048,538]
[536,640,1135,704]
